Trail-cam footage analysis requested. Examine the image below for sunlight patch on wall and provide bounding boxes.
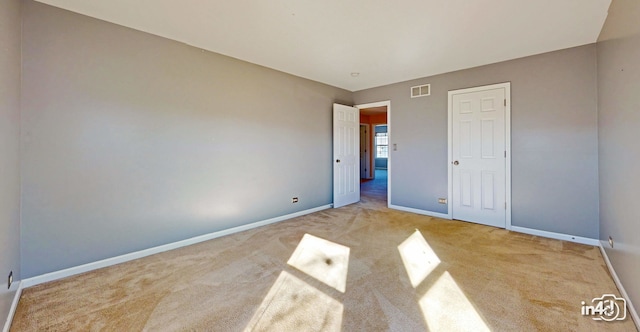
[287,234,350,293]
[192,200,240,219]
[398,229,441,288]
[244,271,343,331]
[419,271,491,332]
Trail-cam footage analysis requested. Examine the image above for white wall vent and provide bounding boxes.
[410,84,431,98]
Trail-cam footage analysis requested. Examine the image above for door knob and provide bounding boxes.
[336,159,341,163]
[453,160,459,165]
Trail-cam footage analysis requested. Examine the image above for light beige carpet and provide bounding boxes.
[10,183,637,331]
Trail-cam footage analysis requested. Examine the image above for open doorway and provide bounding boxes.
[358,103,389,202]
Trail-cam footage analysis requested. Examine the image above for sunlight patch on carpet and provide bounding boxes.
[287,234,350,293]
[398,230,441,288]
[419,271,491,332]
[244,271,343,331]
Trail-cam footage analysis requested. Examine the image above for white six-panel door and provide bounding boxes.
[333,104,360,208]
[450,84,509,228]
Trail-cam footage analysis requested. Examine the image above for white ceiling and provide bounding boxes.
[35,0,611,92]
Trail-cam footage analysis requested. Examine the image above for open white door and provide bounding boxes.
[333,103,360,208]
[449,83,510,228]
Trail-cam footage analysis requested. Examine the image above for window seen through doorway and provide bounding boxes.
[376,132,388,158]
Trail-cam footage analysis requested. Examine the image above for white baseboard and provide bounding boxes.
[22,205,332,288]
[387,205,599,247]
[508,226,599,246]
[598,242,640,329]
[389,206,599,247]
[2,281,23,332]
[388,204,450,219]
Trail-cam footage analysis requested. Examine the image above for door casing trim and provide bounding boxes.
[355,100,391,206]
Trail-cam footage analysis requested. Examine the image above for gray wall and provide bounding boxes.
[597,0,640,317]
[21,1,352,278]
[0,0,22,326]
[354,45,600,238]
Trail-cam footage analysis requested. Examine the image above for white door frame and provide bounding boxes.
[447,82,511,229]
[355,100,391,205]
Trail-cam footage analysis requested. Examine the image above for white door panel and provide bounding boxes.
[451,87,507,228]
[333,104,360,208]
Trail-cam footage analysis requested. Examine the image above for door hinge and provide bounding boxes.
[504,99,506,106]
[504,151,506,158]
[505,202,507,210]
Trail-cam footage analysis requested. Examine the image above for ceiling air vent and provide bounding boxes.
[410,84,431,98]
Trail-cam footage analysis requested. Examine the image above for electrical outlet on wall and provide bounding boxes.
[7,271,12,289]
[438,198,447,204]
[292,197,299,203]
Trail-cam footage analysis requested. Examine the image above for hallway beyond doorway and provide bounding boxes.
[361,169,387,201]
